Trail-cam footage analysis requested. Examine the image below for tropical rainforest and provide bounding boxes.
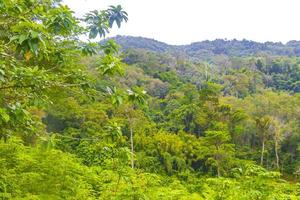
[1,0,300,199]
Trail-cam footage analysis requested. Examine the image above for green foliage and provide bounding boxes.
[127,86,147,107]
[108,5,128,28]
[84,6,127,39]
[1,1,300,199]
[203,131,234,172]
[0,138,94,199]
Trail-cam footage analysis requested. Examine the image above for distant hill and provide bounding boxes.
[110,35,172,53]
[105,35,300,58]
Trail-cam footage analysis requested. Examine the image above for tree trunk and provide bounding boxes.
[260,138,265,166]
[275,140,279,169]
[130,125,134,169]
[217,164,220,177]
[215,146,221,177]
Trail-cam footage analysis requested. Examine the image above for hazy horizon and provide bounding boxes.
[64,0,300,45]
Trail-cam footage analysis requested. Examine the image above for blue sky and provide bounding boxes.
[64,0,300,45]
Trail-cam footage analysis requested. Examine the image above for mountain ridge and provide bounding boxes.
[105,35,300,58]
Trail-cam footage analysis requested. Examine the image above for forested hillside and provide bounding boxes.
[1,1,300,199]
[112,35,300,58]
[113,35,300,93]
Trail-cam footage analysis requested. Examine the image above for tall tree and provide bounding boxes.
[201,129,235,177]
[269,117,283,169]
[255,116,272,166]
[127,87,147,168]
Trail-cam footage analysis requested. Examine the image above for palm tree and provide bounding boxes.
[108,5,128,28]
[126,87,147,168]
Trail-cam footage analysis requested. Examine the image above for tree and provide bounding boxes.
[255,58,265,71]
[0,0,128,143]
[269,117,283,170]
[255,116,272,166]
[126,87,147,168]
[201,129,235,177]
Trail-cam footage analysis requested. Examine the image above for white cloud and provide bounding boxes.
[63,0,300,45]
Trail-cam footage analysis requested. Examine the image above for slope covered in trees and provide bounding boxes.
[112,35,300,58]
[1,1,300,199]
